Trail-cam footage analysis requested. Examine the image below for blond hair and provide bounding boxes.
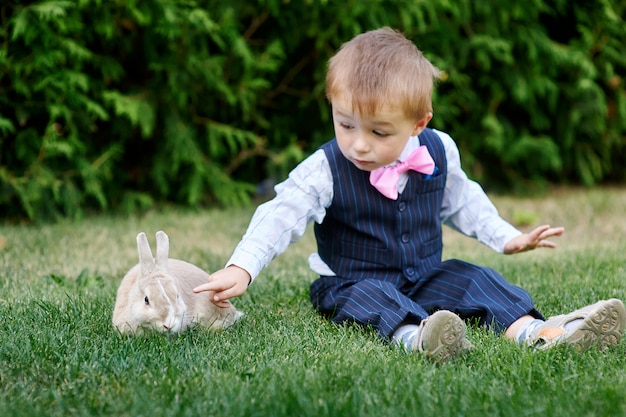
[326,27,441,120]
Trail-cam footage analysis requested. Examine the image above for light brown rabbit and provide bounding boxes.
[112,231,243,334]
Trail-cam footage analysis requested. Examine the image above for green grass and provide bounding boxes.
[1,187,626,417]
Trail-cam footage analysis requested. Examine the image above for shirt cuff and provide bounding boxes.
[484,221,522,253]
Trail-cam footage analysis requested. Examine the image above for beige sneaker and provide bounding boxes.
[528,298,626,351]
[412,310,473,362]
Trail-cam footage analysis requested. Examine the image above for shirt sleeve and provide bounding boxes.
[435,129,522,252]
[226,149,333,281]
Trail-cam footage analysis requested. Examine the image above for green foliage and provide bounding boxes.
[1,0,625,221]
[1,0,283,220]
[422,0,626,191]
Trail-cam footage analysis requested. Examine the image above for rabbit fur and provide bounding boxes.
[112,231,243,334]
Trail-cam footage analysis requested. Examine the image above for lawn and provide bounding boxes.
[1,187,625,417]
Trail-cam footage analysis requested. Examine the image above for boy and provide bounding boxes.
[194,27,625,361]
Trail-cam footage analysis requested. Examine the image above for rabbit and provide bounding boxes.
[112,230,243,334]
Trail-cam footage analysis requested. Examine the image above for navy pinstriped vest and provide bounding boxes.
[314,128,447,283]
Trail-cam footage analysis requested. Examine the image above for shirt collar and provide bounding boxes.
[395,135,421,164]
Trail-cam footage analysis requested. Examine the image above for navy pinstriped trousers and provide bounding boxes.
[309,258,544,339]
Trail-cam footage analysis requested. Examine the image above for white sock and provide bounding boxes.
[515,317,584,344]
[564,318,583,331]
[392,324,421,350]
[515,319,544,344]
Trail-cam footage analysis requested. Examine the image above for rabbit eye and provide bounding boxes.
[144,296,150,305]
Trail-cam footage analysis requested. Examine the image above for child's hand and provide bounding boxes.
[193,265,251,308]
[503,224,564,254]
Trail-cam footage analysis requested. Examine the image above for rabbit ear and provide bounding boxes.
[155,231,169,268]
[136,232,155,273]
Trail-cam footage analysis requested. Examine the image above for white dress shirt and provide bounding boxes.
[227,129,521,281]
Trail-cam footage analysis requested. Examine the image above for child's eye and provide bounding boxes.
[373,131,388,137]
[340,123,353,130]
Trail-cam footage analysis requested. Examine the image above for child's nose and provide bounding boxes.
[352,131,370,153]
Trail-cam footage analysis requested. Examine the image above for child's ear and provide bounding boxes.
[411,112,433,136]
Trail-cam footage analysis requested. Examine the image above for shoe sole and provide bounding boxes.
[568,298,626,352]
[536,298,626,352]
[417,310,472,362]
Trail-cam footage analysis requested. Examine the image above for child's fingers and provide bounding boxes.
[193,280,226,293]
[210,295,233,308]
[212,281,247,303]
[533,225,564,241]
[539,239,557,248]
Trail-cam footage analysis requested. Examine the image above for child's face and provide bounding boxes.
[331,94,430,171]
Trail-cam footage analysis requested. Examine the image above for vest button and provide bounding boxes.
[397,202,406,211]
[405,267,415,276]
[401,233,410,243]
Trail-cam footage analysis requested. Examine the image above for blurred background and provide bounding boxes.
[1,0,625,222]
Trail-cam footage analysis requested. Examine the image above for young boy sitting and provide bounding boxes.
[194,27,626,361]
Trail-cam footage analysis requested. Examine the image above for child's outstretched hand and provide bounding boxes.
[504,224,564,254]
[193,265,251,308]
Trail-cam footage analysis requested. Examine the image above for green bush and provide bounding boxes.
[1,0,625,221]
[424,0,626,191]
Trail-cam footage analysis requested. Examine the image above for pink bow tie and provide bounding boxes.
[369,145,435,199]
